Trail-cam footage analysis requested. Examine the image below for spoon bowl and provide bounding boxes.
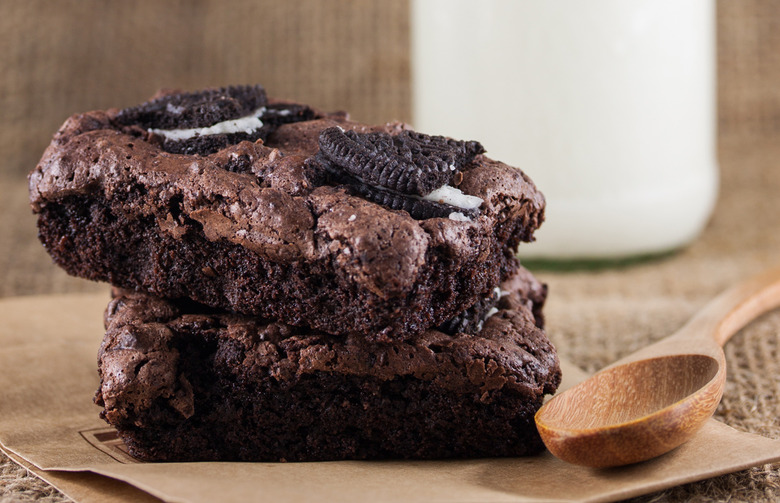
[535,267,780,468]
[537,354,723,467]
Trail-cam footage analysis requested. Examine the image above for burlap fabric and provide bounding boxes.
[1,1,778,501]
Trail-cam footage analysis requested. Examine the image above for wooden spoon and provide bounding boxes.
[535,267,780,468]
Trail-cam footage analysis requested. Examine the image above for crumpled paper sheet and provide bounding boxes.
[1,293,779,503]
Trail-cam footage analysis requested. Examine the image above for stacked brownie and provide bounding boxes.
[29,85,561,461]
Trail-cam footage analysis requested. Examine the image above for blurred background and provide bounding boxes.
[1,0,779,501]
[1,0,778,174]
[2,0,780,291]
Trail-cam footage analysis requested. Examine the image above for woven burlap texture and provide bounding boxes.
[0,0,411,180]
[2,0,780,501]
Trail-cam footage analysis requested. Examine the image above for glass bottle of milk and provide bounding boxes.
[412,0,717,261]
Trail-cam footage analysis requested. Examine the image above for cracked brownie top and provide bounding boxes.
[29,85,545,302]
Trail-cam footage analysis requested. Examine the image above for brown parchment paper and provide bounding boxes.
[1,294,779,503]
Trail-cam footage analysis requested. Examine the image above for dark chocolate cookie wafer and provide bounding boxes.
[96,276,560,462]
[30,85,545,340]
[437,287,501,335]
[114,85,316,155]
[307,127,485,219]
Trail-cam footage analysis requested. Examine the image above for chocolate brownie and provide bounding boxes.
[29,85,545,340]
[95,270,561,462]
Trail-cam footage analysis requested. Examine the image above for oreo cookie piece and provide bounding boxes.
[114,85,267,130]
[439,266,549,336]
[340,174,478,220]
[113,85,316,155]
[308,127,486,220]
[438,287,501,335]
[317,128,484,196]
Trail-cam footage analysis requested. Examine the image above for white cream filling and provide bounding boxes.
[448,212,471,222]
[360,180,481,220]
[481,287,506,322]
[149,106,266,141]
[423,185,483,210]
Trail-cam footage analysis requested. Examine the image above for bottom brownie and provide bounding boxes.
[95,278,561,462]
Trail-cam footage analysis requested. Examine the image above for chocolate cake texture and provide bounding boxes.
[29,85,546,340]
[29,84,559,462]
[95,270,561,462]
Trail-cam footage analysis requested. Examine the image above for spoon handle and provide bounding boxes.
[678,266,780,347]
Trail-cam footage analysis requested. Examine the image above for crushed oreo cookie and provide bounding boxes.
[113,85,317,155]
[317,128,483,196]
[438,287,501,335]
[308,127,485,220]
[345,178,477,220]
[114,85,267,130]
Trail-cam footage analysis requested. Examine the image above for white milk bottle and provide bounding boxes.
[411,0,718,261]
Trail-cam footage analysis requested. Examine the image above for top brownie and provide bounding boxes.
[29,85,545,340]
